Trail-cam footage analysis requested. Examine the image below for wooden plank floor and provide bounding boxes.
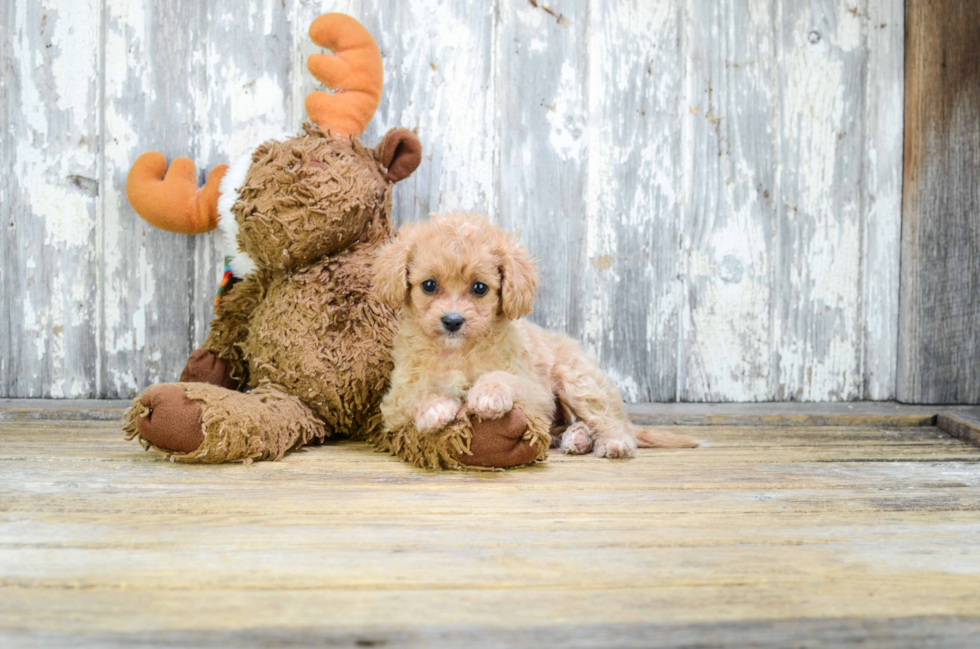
[2,417,980,648]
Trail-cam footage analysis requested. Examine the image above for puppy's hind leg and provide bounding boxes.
[549,340,638,459]
[549,337,699,455]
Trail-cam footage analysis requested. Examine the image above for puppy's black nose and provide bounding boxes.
[441,313,465,333]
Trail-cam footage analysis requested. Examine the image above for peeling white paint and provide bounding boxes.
[6,0,100,396]
[49,2,100,126]
[604,368,641,403]
[26,174,95,247]
[4,0,906,401]
[545,61,585,161]
[582,0,683,399]
[378,0,496,216]
[836,7,864,52]
[198,56,289,163]
[772,7,864,401]
[782,28,847,215]
[110,368,139,396]
[861,0,904,400]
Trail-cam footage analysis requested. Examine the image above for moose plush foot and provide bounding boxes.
[178,348,239,390]
[128,384,206,454]
[123,383,326,463]
[377,408,549,470]
[458,410,544,469]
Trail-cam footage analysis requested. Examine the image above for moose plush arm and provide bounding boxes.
[199,274,266,387]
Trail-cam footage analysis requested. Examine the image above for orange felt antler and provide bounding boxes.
[126,153,228,234]
[305,13,383,138]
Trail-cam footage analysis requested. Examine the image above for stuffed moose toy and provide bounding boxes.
[122,14,549,469]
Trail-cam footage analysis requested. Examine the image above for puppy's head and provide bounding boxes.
[373,213,538,348]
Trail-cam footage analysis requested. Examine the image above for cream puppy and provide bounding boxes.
[373,213,697,458]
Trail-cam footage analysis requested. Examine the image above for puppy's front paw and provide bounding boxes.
[415,397,462,433]
[560,422,594,455]
[593,433,638,459]
[467,379,515,420]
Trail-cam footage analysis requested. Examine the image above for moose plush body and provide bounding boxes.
[121,14,548,469]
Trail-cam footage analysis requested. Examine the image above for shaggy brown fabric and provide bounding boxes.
[374,417,472,471]
[372,409,549,471]
[196,127,400,445]
[125,383,326,464]
[235,127,389,271]
[179,348,239,390]
[203,272,266,386]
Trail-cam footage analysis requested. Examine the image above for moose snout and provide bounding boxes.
[441,313,465,333]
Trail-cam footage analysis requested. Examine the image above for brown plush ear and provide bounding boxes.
[377,128,422,182]
[497,234,539,320]
[373,228,416,309]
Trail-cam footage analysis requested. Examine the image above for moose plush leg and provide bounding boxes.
[457,410,551,469]
[378,409,550,470]
[123,383,326,463]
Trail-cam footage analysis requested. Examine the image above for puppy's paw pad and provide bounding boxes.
[594,434,638,459]
[467,384,514,419]
[560,423,594,455]
[416,399,461,433]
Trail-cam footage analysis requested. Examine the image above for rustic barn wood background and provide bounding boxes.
[1,0,965,404]
[899,0,980,404]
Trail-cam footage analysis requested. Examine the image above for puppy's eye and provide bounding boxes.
[472,282,489,296]
[421,279,438,294]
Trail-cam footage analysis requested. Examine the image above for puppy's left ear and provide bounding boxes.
[497,234,539,320]
[376,128,422,183]
[373,228,415,309]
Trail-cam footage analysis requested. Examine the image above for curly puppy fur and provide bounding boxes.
[373,213,698,458]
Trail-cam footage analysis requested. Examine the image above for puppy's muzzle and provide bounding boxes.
[441,313,465,333]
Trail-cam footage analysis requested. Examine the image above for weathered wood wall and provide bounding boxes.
[1,0,907,402]
[898,0,980,404]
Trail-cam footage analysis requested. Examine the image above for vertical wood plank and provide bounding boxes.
[861,0,903,400]
[1,0,101,397]
[771,0,868,401]
[899,0,980,404]
[378,0,497,224]
[0,0,12,393]
[680,0,777,402]
[101,0,202,397]
[583,0,683,401]
[497,0,587,342]
[191,0,294,347]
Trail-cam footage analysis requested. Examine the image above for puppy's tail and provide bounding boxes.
[632,425,699,448]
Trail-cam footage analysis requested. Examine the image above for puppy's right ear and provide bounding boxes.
[497,233,539,320]
[373,230,414,309]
